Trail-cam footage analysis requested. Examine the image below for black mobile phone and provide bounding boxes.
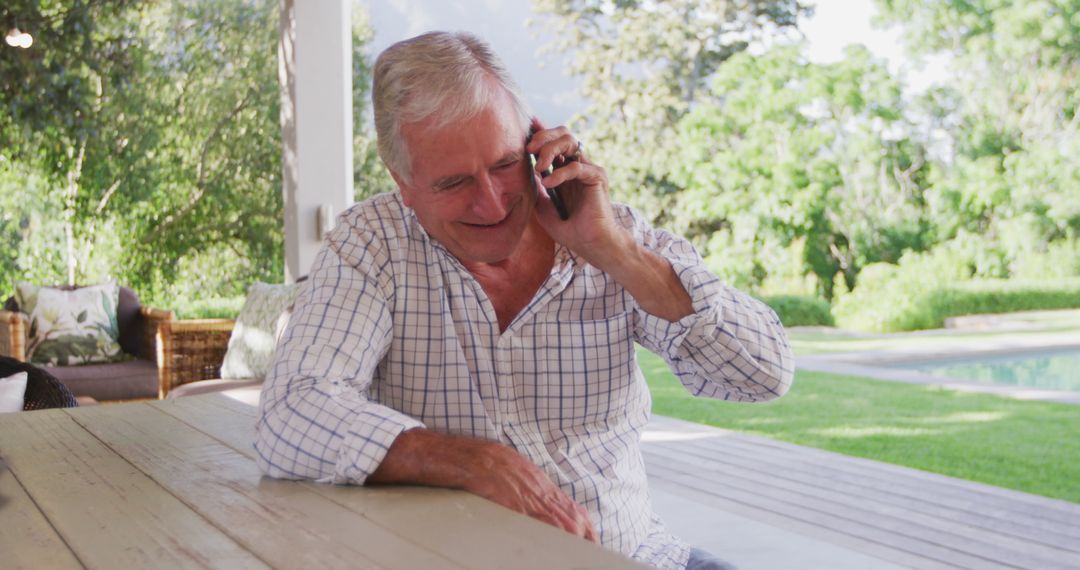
[527,128,571,221]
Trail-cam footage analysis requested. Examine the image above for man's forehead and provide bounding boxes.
[401,101,526,181]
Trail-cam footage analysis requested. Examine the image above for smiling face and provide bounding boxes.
[392,86,535,265]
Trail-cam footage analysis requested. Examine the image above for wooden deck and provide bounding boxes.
[642,415,1080,570]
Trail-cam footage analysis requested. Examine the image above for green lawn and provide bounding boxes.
[639,348,1080,504]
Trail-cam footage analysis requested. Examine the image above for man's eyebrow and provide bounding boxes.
[494,151,524,166]
[431,174,469,191]
[430,151,526,190]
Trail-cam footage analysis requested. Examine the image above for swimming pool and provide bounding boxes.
[889,348,1080,392]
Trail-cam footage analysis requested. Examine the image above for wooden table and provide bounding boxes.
[0,391,644,569]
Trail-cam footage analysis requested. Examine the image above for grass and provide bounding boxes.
[639,348,1080,504]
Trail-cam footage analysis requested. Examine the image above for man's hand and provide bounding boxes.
[526,120,694,322]
[526,120,630,270]
[464,441,598,542]
[368,428,598,542]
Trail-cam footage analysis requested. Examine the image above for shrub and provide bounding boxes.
[761,295,835,327]
[172,296,246,319]
[835,276,1080,332]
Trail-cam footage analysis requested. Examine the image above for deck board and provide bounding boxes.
[646,436,1080,550]
[675,431,1080,529]
[642,415,1080,570]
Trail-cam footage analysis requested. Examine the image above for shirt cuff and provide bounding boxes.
[635,258,724,359]
[332,406,426,485]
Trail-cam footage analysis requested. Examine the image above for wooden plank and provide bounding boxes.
[649,416,1080,523]
[644,460,1016,570]
[645,442,1080,567]
[644,435,1080,551]
[660,430,1080,542]
[67,402,460,570]
[647,466,955,570]
[644,451,1079,570]
[0,457,82,570]
[0,409,266,569]
[154,395,648,570]
[645,415,1080,533]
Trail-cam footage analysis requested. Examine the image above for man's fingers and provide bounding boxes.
[538,160,605,190]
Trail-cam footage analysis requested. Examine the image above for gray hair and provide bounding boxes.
[373,31,531,183]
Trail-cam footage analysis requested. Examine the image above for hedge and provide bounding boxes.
[835,277,1080,332]
[172,296,246,319]
[760,295,835,327]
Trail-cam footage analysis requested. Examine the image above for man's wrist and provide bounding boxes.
[601,240,695,322]
[369,428,489,489]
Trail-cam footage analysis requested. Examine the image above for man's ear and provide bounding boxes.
[389,169,414,207]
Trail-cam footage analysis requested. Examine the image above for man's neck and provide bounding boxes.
[461,218,555,331]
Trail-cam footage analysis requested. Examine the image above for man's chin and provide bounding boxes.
[449,227,525,263]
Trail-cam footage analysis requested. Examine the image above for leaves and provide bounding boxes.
[0,1,383,306]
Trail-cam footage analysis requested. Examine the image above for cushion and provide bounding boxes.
[219,282,301,380]
[0,371,28,413]
[47,359,159,401]
[15,282,125,366]
[7,285,150,360]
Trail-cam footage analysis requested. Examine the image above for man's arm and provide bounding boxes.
[255,239,424,483]
[528,125,793,401]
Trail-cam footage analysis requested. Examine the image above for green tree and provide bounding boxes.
[531,0,809,217]
[1,0,155,287]
[670,45,929,298]
[1,1,385,307]
[876,0,1080,277]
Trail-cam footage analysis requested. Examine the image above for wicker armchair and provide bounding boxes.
[1,286,174,401]
[0,356,78,410]
[156,318,236,398]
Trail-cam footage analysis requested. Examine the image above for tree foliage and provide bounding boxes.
[531,0,810,214]
[671,45,929,297]
[533,0,1080,312]
[0,0,383,307]
[875,0,1080,274]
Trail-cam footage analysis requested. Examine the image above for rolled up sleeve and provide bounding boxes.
[255,223,424,484]
[627,209,795,402]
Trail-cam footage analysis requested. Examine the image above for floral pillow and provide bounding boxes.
[219,282,301,380]
[15,282,125,366]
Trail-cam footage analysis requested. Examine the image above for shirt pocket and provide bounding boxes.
[526,314,640,429]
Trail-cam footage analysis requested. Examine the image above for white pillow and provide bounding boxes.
[219,283,301,380]
[0,372,28,414]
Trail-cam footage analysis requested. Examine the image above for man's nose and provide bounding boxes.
[471,173,508,221]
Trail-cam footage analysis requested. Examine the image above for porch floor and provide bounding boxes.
[642,415,1080,570]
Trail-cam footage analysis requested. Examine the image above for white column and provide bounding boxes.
[279,0,354,283]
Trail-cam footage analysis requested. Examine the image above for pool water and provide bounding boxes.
[890,348,1080,392]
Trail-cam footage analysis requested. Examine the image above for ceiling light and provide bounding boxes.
[5,28,33,49]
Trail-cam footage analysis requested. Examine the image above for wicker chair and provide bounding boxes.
[156,318,236,398]
[0,356,78,410]
[1,286,174,401]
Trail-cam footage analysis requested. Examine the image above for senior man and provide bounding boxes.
[255,31,793,570]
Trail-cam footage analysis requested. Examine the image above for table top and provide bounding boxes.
[0,391,644,569]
